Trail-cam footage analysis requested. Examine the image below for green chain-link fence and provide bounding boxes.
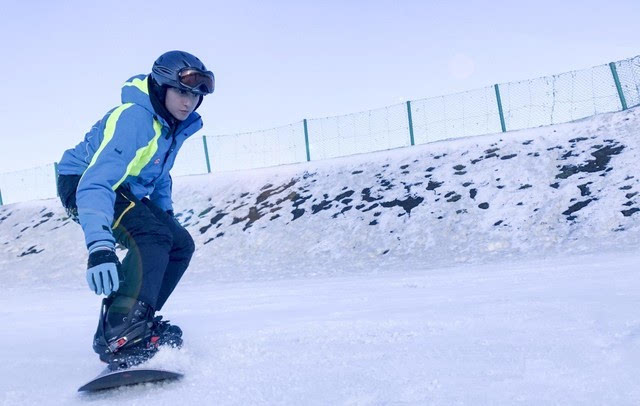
[2,55,639,205]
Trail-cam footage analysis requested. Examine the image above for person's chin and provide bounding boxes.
[172,111,189,121]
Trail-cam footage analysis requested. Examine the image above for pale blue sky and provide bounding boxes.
[0,0,638,173]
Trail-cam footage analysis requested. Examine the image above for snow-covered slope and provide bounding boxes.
[1,107,639,405]
[1,106,639,287]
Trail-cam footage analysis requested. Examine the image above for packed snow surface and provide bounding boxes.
[1,107,639,404]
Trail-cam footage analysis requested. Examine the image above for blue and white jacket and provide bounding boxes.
[58,74,203,249]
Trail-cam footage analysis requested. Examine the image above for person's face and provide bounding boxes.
[164,87,200,121]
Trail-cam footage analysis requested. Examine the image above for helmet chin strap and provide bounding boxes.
[194,94,204,111]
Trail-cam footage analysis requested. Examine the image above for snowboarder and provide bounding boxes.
[56,50,214,370]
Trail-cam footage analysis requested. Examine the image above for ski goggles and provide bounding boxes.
[178,68,215,95]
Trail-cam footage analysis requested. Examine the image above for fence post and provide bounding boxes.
[54,162,59,197]
[202,136,212,173]
[406,101,415,146]
[609,62,628,111]
[303,119,311,162]
[0,187,3,206]
[494,84,507,133]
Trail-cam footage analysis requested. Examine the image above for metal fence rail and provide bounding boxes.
[1,55,639,205]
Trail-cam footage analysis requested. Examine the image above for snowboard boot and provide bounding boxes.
[93,296,159,371]
[151,315,183,348]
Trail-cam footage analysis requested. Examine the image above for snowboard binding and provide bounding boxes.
[93,297,182,371]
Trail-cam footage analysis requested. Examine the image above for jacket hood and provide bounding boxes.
[121,74,155,112]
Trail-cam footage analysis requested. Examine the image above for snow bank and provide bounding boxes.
[1,107,639,287]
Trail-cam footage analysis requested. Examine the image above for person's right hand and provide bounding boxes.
[86,243,121,295]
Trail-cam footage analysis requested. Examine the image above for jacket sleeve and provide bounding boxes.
[76,104,156,249]
[150,172,173,212]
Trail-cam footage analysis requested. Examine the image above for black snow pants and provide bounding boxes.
[57,175,195,311]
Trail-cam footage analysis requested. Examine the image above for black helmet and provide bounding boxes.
[151,50,215,95]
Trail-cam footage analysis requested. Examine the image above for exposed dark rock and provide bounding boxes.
[234,207,265,231]
[332,206,353,218]
[380,196,424,215]
[478,203,489,209]
[569,137,588,143]
[426,181,444,191]
[578,183,592,197]
[290,194,313,221]
[335,190,355,201]
[362,188,383,203]
[380,179,394,190]
[210,212,227,225]
[256,179,297,204]
[362,203,379,212]
[556,143,625,179]
[32,219,49,228]
[312,200,333,214]
[19,246,43,257]
[199,207,214,217]
[276,192,298,205]
[291,208,305,221]
[563,199,593,217]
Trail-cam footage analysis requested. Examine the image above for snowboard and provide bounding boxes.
[78,367,183,392]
